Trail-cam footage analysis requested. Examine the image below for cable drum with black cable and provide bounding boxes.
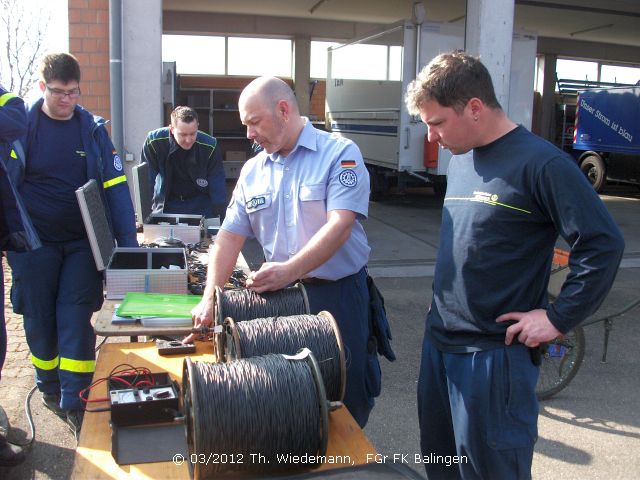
[214,283,310,325]
[222,312,346,402]
[182,350,329,479]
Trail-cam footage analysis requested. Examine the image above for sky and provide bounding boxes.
[8,0,69,100]
[13,0,69,53]
[39,0,69,52]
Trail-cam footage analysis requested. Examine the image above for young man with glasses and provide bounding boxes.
[7,53,138,441]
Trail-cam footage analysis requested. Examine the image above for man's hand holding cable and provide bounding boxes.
[183,294,214,344]
[246,261,300,293]
[496,309,562,347]
[183,230,246,344]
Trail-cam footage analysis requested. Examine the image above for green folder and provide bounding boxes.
[116,292,201,318]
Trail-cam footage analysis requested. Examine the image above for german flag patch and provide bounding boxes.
[340,160,357,168]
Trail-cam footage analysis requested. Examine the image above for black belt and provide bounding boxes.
[300,268,364,286]
[300,277,335,285]
[170,193,202,202]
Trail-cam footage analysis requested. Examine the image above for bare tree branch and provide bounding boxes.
[0,0,50,96]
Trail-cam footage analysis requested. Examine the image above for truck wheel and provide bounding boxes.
[580,154,606,192]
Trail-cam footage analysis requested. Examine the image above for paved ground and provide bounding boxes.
[1,184,639,479]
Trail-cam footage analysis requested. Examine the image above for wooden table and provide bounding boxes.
[93,253,250,340]
[72,341,376,479]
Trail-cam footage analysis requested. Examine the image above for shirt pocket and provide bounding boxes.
[299,183,326,201]
[299,183,327,221]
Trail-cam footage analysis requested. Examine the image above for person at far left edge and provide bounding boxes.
[7,53,138,442]
[141,106,226,221]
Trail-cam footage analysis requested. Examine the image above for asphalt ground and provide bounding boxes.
[1,183,639,479]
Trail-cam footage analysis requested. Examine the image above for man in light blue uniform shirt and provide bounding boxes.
[190,76,380,427]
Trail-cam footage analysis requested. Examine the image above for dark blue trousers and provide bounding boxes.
[417,334,539,480]
[1,259,6,378]
[303,268,380,428]
[7,239,103,410]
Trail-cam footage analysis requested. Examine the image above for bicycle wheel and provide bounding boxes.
[536,326,585,400]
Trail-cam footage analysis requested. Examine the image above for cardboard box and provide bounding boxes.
[223,160,245,179]
[225,151,246,161]
[143,213,204,245]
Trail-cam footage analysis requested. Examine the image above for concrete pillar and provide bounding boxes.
[540,54,558,141]
[122,0,163,172]
[293,36,311,116]
[465,0,515,110]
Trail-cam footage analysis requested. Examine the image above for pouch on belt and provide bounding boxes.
[366,273,396,361]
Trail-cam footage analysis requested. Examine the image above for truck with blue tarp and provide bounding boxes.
[573,86,640,192]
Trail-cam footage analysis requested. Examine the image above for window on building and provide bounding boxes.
[555,58,598,84]
[163,35,292,77]
[311,41,341,79]
[228,38,292,77]
[554,58,640,91]
[162,35,225,75]
[600,64,640,85]
[329,43,402,81]
[389,46,403,81]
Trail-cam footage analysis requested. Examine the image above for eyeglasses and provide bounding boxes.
[46,85,81,99]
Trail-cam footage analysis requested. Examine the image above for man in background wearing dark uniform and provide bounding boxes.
[141,106,226,221]
[7,53,138,441]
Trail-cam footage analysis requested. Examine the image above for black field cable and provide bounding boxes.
[184,353,327,478]
[215,284,309,324]
[14,335,111,447]
[226,313,345,402]
[183,242,247,294]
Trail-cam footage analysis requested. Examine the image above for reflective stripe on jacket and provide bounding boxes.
[0,86,41,252]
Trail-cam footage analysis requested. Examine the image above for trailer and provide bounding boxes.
[325,20,537,198]
[573,86,640,192]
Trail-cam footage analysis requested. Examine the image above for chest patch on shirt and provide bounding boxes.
[196,178,208,187]
[113,154,123,171]
[246,196,267,210]
[445,190,532,214]
[338,169,358,188]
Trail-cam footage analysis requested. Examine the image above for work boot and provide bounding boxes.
[42,392,65,419]
[65,409,84,442]
[0,436,25,467]
[0,405,9,439]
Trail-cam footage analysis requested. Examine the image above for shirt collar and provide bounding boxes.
[264,117,316,164]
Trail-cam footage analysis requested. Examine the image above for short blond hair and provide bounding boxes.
[170,106,198,126]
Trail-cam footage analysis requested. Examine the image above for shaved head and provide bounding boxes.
[240,76,299,114]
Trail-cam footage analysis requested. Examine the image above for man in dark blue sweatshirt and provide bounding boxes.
[405,51,624,479]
